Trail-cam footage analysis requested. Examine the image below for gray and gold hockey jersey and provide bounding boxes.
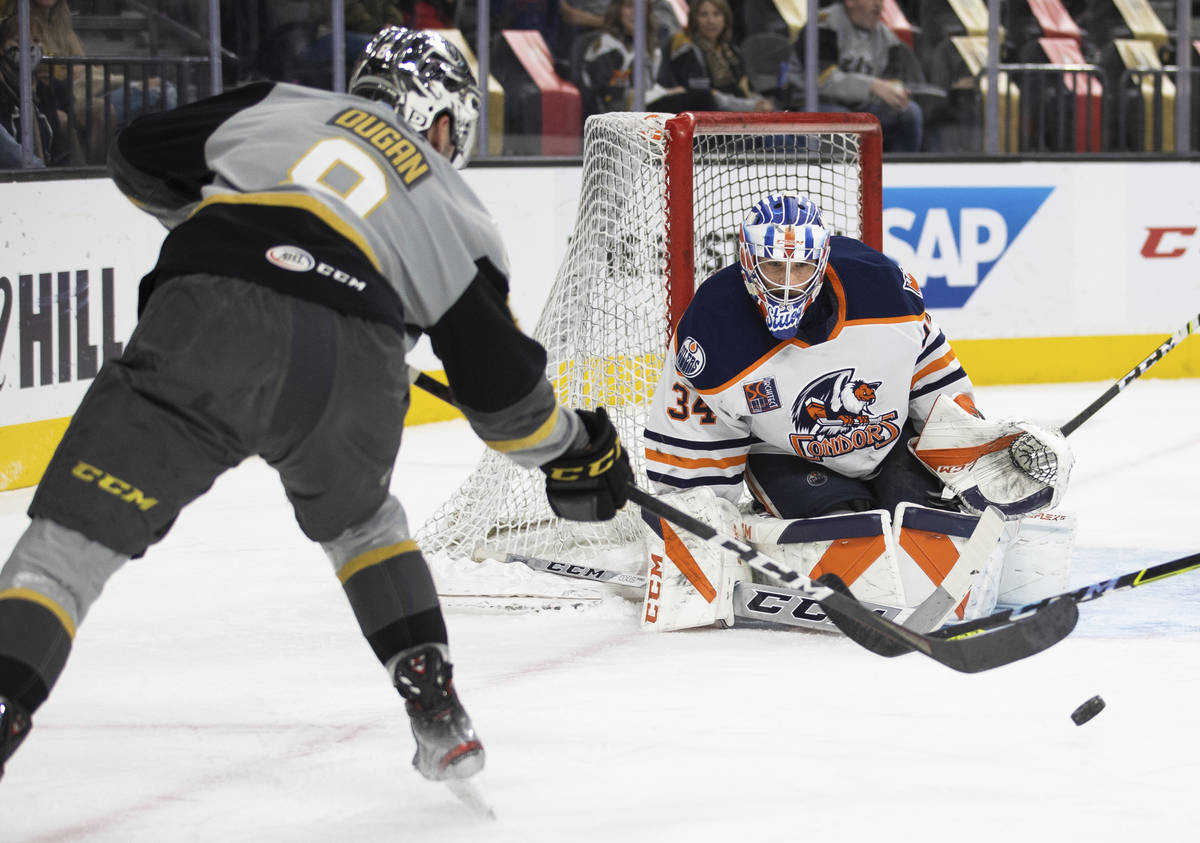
[108,81,579,466]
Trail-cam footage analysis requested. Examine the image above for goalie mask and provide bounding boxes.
[738,194,832,340]
[348,27,481,169]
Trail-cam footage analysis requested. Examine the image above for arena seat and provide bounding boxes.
[951,35,1022,151]
[882,0,917,48]
[1104,36,1176,151]
[1025,36,1105,151]
[492,30,582,156]
[740,0,808,43]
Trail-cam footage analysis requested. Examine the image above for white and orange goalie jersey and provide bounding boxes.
[644,236,972,501]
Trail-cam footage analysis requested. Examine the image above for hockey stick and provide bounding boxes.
[1060,313,1198,436]
[409,367,455,403]
[409,367,1077,670]
[933,550,1200,639]
[627,485,1078,673]
[901,506,1005,633]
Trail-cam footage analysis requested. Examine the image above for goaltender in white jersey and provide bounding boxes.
[640,195,1075,633]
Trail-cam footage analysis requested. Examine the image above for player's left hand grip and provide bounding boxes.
[541,407,631,522]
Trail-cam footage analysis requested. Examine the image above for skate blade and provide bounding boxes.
[444,778,497,820]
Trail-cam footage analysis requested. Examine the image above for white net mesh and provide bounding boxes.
[417,112,871,571]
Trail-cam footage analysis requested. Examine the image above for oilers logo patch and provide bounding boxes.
[675,337,706,378]
[743,377,781,414]
[806,470,828,487]
[788,368,900,462]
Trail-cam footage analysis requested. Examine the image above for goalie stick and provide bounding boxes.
[933,550,1200,639]
[902,506,1005,633]
[626,485,1077,673]
[409,368,1078,672]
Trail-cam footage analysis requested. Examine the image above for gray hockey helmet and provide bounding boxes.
[348,27,481,168]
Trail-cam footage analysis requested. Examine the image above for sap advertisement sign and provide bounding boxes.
[882,187,1054,308]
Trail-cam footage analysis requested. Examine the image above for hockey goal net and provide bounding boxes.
[418,111,882,573]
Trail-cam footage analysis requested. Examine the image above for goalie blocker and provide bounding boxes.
[641,488,1075,633]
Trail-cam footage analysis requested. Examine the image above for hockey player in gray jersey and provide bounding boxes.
[0,28,631,789]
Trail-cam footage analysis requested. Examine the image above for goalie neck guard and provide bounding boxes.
[738,194,832,340]
[348,27,481,169]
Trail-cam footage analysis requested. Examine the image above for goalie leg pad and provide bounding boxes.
[996,511,1076,606]
[893,504,1011,621]
[641,488,746,632]
[741,509,905,607]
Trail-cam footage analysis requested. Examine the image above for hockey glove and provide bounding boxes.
[541,407,631,522]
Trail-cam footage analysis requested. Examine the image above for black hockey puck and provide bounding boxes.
[1070,695,1105,725]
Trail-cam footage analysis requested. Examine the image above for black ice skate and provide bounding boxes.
[0,695,31,781]
[390,643,484,781]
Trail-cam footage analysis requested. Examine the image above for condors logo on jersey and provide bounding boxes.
[788,368,900,461]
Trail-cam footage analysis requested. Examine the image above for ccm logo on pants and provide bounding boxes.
[70,462,159,511]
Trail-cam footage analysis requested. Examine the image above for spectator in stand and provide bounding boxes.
[0,13,78,167]
[660,0,772,112]
[795,0,924,152]
[582,0,713,113]
[1,0,175,161]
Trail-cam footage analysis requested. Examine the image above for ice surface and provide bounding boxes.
[1,381,1198,841]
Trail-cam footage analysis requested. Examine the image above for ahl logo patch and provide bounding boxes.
[788,368,900,462]
[675,337,706,378]
[266,245,315,272]
[743,377,781,414]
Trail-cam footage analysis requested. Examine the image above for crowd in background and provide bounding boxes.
[2,0,1198,167]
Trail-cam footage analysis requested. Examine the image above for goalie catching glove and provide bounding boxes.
[912,394,1073,519]
[541,407,632,522]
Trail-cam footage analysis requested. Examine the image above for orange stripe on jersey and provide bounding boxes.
[917,433,1021,468]
[644,449,747,470]
[808,534,887,587]
[911,348,959,387]
[843,313,925,328]
[818,265,850,341]
[661,520,718,602]
[696,269,849,396]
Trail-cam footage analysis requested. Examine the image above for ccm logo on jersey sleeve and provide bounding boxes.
[329,108,431,186]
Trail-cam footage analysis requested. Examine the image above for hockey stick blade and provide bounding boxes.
[628,485,1077,672]
[934,550,1200,639]
[818,573,1079,672]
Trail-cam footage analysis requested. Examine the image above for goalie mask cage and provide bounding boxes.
[418,111,882,570]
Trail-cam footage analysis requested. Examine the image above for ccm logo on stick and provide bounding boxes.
[644,554,663,623]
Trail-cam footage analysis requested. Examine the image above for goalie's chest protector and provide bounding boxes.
[678,240,926,479]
